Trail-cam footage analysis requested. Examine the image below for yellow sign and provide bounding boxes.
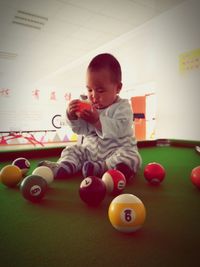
[179,48,200,73]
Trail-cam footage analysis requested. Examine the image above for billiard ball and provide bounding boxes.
[12,157,30,176]
[144,162,166,185]
[78,101,91,112]
[76,100,91,117]
[108,193,146,233]
[32,166,54,184]
[102,169,126,195]
[0,165,23,187]
[190,166,200,189]
[195,146,200,155]
[79,176,106,206]
[20,175,48,202]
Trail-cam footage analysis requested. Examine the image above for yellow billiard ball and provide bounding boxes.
[108,193,146,233]
[0,165,23,187]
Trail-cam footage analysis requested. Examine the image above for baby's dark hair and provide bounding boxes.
[87,53,122,84]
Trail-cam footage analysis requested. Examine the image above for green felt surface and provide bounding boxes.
[0,146,200,267]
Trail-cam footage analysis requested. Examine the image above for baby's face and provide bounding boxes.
[86,68,121,109]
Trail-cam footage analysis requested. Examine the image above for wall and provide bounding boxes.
[1,0,199,143]
[113,0,200,140]
[40,0,200,141]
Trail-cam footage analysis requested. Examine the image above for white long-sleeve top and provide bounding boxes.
[66,97,136,145]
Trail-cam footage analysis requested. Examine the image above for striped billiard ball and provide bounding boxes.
[108,194,146,233]
[20,175,48,202]
[102,169,126,195]
[12,157,30,176]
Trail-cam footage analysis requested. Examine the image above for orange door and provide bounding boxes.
[131,96,146,141]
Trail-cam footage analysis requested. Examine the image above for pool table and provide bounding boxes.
[0,139,200,267]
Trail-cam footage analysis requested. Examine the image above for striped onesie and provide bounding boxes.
[58,97,142,174]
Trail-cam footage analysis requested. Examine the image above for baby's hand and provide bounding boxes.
[79,105,99,125]
[67,99,80,120]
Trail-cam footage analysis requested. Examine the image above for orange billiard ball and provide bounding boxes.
[190,166,200,189]
[0,165,23,187]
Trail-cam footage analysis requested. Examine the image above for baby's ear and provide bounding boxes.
[117,82,122,93]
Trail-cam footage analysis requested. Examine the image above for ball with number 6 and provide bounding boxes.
[108,193,146,233]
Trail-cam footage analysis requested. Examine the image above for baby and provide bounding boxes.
[39,53,142,182]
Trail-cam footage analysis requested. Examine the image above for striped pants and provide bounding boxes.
[58,135,142,174]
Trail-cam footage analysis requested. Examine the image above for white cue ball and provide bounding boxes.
[32,166,54,184]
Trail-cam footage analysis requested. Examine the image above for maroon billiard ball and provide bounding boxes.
[190,166,200,189]
[79,176,106,206]
[12,157,30,176]
[144,162,166,185]
[102,169,126,195]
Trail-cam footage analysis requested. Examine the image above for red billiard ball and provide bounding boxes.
[144,162,166,185]
[102,169,126,195]
[76,101,91,117]
[190,166,200,189]
[78,101,91,112]
[20,175,48,202]
[79,176,106,206]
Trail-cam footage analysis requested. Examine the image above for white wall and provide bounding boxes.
[37,0,200,141]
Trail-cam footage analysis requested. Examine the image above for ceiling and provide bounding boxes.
[0,0,186,87]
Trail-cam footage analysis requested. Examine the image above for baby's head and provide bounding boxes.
[86,53,122,109]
